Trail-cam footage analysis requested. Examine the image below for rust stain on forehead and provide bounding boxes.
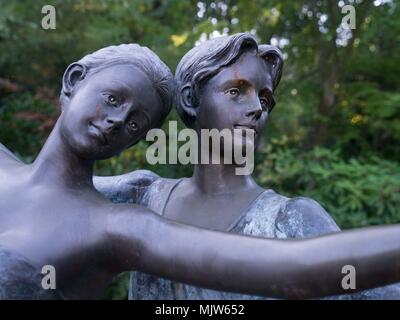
[232,64,240,80]
[95,104,101,119]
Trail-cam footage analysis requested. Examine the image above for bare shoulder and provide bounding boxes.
[0,152,24,181]
[286,197,337,223]
[276,195,341,238]
[0,142,23,166]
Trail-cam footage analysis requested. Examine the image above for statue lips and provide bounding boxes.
[88,122,108,145]
[233,124,258,137]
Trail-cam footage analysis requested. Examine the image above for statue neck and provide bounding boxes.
[192,163,259,195]
[30,119,94,189]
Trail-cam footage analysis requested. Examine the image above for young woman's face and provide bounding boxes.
[196,50,274,153]
[60,64,163,160]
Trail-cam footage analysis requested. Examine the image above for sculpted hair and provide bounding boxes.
[60,44,174,125]
[175,33,284,127]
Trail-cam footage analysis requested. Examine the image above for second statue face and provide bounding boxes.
[196,50,275,152]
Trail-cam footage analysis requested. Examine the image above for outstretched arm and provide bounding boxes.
[93,170,158,204]
[278,197,400,299]
[107,206,400,299]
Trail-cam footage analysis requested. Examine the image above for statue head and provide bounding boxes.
[59,44,173,160]
[175,33,283,152]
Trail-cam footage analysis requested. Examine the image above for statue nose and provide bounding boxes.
[105,117,123,133]
[246,104,262,120]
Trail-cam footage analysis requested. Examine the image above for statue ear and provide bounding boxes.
[259,45,284,90]
[266,52,283,90]
[62,62,87,99]
[179,83,197,119]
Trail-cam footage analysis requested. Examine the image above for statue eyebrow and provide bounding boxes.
[109,80,133,93]
[221,78,253,89]
[221,79,274,97]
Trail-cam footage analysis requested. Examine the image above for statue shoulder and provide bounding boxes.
[0,142,23,164]
[94,170,160,204]
[276,195,341,238]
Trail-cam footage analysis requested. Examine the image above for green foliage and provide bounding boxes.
[255,145,400,229]
[101,272,130,300]
[0,93,57,161]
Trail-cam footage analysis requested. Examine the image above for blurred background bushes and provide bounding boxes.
[0,0,399,298]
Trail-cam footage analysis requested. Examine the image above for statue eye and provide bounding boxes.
[128,120,138,132]
[260,97,272,112]
[105,94,118,106]
[228,88,240,97]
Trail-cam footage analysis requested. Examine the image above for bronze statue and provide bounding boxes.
[2,43,400,300]
[95,34,400,299]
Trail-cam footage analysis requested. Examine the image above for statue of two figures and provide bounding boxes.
[1,33,400,299]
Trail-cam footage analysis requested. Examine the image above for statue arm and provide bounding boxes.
[93,170,159,204]
[107,205,400,299]
[279,197,400,299]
